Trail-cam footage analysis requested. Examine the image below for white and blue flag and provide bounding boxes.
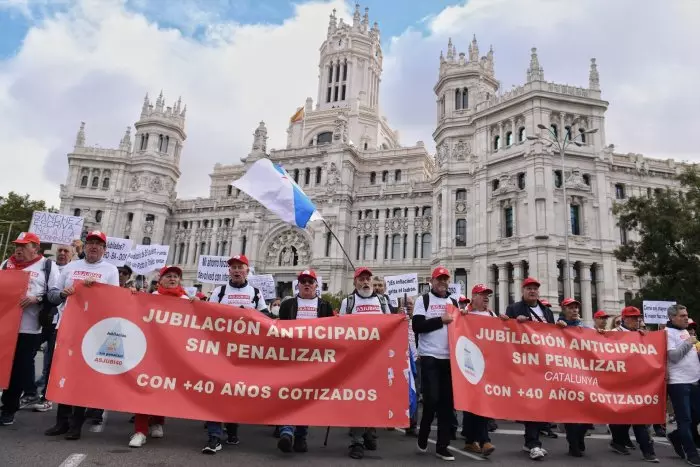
[408,347,418,417]
[231,158,323,228]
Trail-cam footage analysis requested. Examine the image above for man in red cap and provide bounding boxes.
[0,232,62,426]
[45,230,119,440]
[202,253,269,454]
[339,266,390,459]
[505,277,556,460]
[608,306,658,462]
[593,310,609,331]
[457,295,469,311]
[275,269,333,454]
[413,266,459,461]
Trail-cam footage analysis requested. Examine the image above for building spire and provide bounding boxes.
[526,47,544,82]
[362,7,369,30]
[155,90,164,112]
[327,8,337,36]
[353,3,361,28]
[75,122,86,148]
[589,58,600,90]
[120,127,132,151]
[469,34,479,62]
[446,37,454,61]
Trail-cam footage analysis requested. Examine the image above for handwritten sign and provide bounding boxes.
[196,255,230,284]
[448,283,462,301]
[104,237,133,267]
[385,273,418,300]
[249,274,276,300]
[643,301,676,325]
[127,245,169,275]
[29,211,83,245]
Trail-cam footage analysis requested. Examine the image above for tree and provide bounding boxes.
[614,168,700,316]
[321,292,344,311]
[0,192,56,262]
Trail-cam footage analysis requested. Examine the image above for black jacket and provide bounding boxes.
[278,296,334,320]
[505,299,555,324]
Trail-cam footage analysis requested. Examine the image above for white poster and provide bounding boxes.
[29,211,84,245]
[249,274,276,300]
[642,300,676,325]
[127,244,170,275]
[104,237,133,267]
[385,273,419,299]
[448,283,462,301]
[293,275,323,297]
[196,255,230,284]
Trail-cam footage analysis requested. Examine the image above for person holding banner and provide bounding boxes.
[276,269,333,454]
[412,266,459,462]
[129,265,191,448]
[45,230,119,440]
[201,254,268,455]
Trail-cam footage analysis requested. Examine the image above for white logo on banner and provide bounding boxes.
[82,318,147,375]
[29,211,84,245]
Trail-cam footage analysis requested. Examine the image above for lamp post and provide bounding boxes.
[527,121,598,299]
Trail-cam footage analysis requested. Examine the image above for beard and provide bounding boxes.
[356,287,373,298]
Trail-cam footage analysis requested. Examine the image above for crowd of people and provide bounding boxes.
[0,230,697,464]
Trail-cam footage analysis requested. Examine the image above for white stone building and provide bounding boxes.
[58,4,687,321]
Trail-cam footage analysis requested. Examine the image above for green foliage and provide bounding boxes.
[321,291,344,310]
[0,192,54,262]
[613,168,700,316]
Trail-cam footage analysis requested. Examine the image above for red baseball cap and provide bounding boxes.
[159,265,182,277]
[689,318,697,328]
[227,254,249,266]
[593,310,610,319]
[458,295,470,303]
[86,230,107,243]
[354,267,372,279]
[13,232,40,245]
[522,277,540,288]
[472,284,493,295]
[195,292,207,300]
[298,269,317,281]
[541,299,551,307]
[431,266,450,279]
[621,306,642,317]
[561,298,580,307]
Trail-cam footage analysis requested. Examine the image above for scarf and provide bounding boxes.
[4,255,42,270]
[157,285,187,297]
[558,316,583,327]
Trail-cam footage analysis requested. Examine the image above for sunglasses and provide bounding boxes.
[299,279,315,285]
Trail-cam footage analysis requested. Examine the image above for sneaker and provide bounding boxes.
[435,447,455,461]
[45,423,69,436]
[625,440,637,450]
[417,439,428,453]
[226,433,239,445]
[669,430,685,459]
[33,400,53,412]
[89,419,104,433]
[568,447,583,457]
[481,442,495,457]
[610,442,631,455]
[277,433,293,453]
[523,446,547,460]
[64,426,82,440]
[129,433,147,448]
[463,442,481,454]
[150,424,164,438]
[349,443,364,459]
[202,436,222,454]
[643,452,660,463]
[19,395,41,410]
[293,437,308,453]
[686,456,700,467]
[363,435,377,451]
[0,413,15,426]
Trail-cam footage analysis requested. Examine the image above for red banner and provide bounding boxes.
[449,310,666,424]
[48,284,409,427]
[0,271,30,389]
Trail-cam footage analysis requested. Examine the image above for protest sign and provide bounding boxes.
[127,245,169,275]
[249,274,276,300]
[104,237,133,267]
[448,283,461,301]
[643,301,676,325]
[0,271,29,389]
[449,309,666,424]
[293,276,323,297]
[196,256,230,284]
[47,283,409,427]
[385,274,418,300]
[29,211,83,245]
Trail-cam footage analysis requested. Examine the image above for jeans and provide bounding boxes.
[463,411,490,444]
[280,425,308,439]
[610,424,654,455]
[668,383,700,459]
[206,421,238,439]
[418,356,454,450]
[1,334,41,415]
[524,421,543,449]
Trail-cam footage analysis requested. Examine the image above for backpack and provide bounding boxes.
[217,284,261,309]
[345,293,390,314]
[422,292,458,313]
[2,258,57,328]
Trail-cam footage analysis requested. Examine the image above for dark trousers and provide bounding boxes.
[668,383,700,459]
[56,403,87,430]
[1,334,41,415]
[610,424,654,455]
[418,356,454,450]
[463,411,490,444]
[524,422,543,449]
[565,423,587,451]
[40,326,57,398]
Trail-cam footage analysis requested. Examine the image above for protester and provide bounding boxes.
[269,297,282,317]
[339,267,391,459]
[609,306,659,462]
[276,269,333,454]
[202,254,268,455]
[0,233,61,426]
[412,266,459,462]
[71,239,85,260]
[664,304,700,466]
[458,295,469,311]
[505,277,557,460]
[44,231,119,440]
[117,264,133,288]
[404,296,419,437]
[593,310,609,331]
[610,314,622,329]
[372,276,400,313]
[689,319,697,337]
[460,283,506,457]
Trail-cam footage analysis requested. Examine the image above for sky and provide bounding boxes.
[0,0,698,207]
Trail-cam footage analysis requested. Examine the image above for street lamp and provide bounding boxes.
[527,120,598,299]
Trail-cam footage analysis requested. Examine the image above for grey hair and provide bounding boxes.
[668,304,687,319]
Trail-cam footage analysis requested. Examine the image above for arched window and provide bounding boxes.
[421,233,432,258]
[370,172,376,184]
[293,169,300,183]
[557,260,565,305]
[177,243,185,263]
[550,124,558,138]
[102,177,110,190]
[317,132,333,145]
[80,176,88,187]
[304,168,311,185]
[146,214,155,222]
[518,173,526,189]
[203,219,209,228]
[493,135,500,150]
[142,237,151,245]
[393,208,402,218]
[140,133,149,150]
[91,176,99,188]
[395,170,402,182]
[455,189,466,201]
[455,219,466,246]
[455,88,462,110]
[462,87,468,110]
[579,128,586,143]
[241,235,247,255]
[624,291,634,306]
[506,131,513,146]
[518,127,526,142]
[564,126,572,141]
[315,167,322,184]
[73,208,81,217]
[391,234,401,259]
[227,185,233,196]
[95,210,103,223]
[382,171,388,183]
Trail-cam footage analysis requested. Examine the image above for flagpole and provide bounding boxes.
[321,219,355,271]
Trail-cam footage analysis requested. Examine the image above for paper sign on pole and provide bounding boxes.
[127,245,170,275]
[293,276,323,297]
[196,255,230,284]
[448,283,461,301]
[643,300,676,325]
[29,211,84,245]
[104,237,133,267]
[249,274,276,300]
[385,273,419,300]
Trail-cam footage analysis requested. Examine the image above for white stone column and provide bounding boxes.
[498,122,503,149]
[580,262,592,323]
[498,264,509,315]
[513,262,523,292]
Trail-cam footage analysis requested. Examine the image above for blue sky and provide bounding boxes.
[0,0,698,205]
